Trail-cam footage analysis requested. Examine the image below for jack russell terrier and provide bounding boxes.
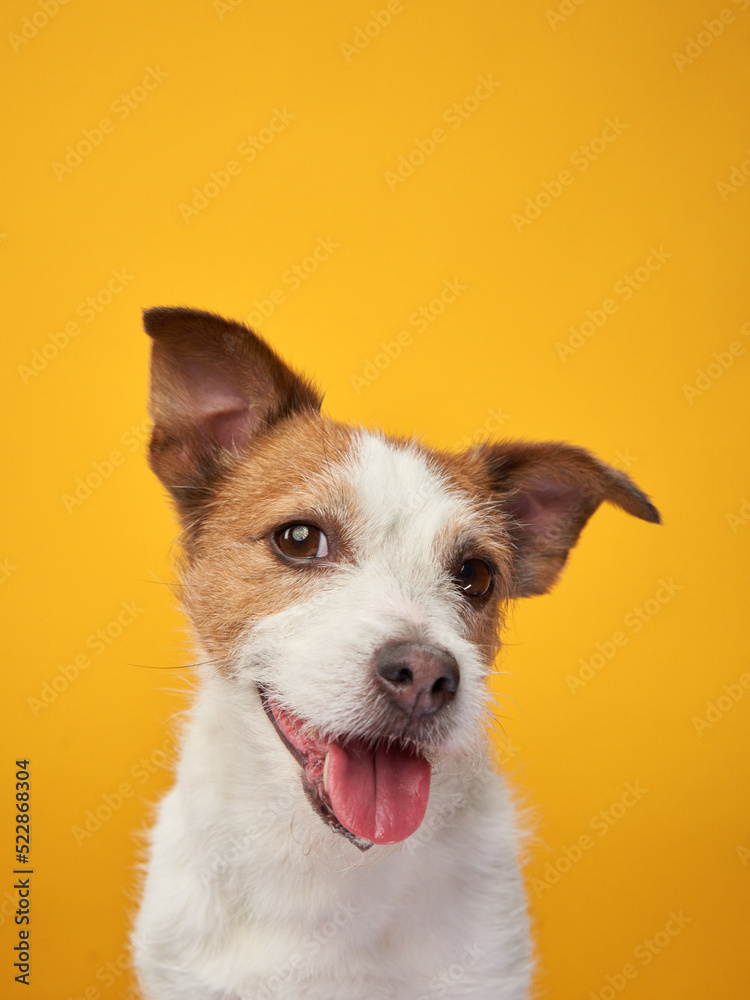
[132,307,659,999]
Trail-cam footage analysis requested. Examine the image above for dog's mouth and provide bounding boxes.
[259,688,432,851]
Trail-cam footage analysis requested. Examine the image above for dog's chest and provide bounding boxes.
[135,692,531,999]
[179,805,526,999]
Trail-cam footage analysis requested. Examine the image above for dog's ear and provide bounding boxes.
[144,307,322,521]
[475,441,660,597]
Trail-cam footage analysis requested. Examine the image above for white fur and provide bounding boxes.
[133,431,533,999]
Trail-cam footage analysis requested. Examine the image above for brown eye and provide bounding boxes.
[456,559,492,597]
[275,524,329,559]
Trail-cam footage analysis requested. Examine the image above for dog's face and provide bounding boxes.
[145,308,659,849]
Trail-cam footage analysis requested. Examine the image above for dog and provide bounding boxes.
[132,307,659,999]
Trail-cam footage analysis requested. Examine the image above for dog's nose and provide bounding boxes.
[375,642,460,718]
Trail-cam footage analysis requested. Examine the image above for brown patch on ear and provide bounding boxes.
[144,307,322,529]
[475,440,660,597]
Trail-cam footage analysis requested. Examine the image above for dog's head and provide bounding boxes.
[145,307,659,850]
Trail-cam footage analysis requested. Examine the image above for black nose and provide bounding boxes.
[375,642,460,718]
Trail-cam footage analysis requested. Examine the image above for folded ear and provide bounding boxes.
[476,441,660,597]
[144,307,322,523]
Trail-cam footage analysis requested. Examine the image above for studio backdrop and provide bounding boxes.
[2,1,749,997]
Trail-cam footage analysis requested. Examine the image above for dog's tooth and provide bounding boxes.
[323,752,330,792]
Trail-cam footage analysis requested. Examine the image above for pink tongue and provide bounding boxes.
[326,742,431,845]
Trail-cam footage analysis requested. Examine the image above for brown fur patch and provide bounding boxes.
[178,413,358,671]
[426,447,516,666]
[174,419,517,676]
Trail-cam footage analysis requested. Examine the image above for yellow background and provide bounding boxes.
[2,1,749,997]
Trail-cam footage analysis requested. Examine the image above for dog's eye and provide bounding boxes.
[276,524,329,559]
[456,559,492,597]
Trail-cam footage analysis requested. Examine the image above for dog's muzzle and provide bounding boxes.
[258,642,460,851]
